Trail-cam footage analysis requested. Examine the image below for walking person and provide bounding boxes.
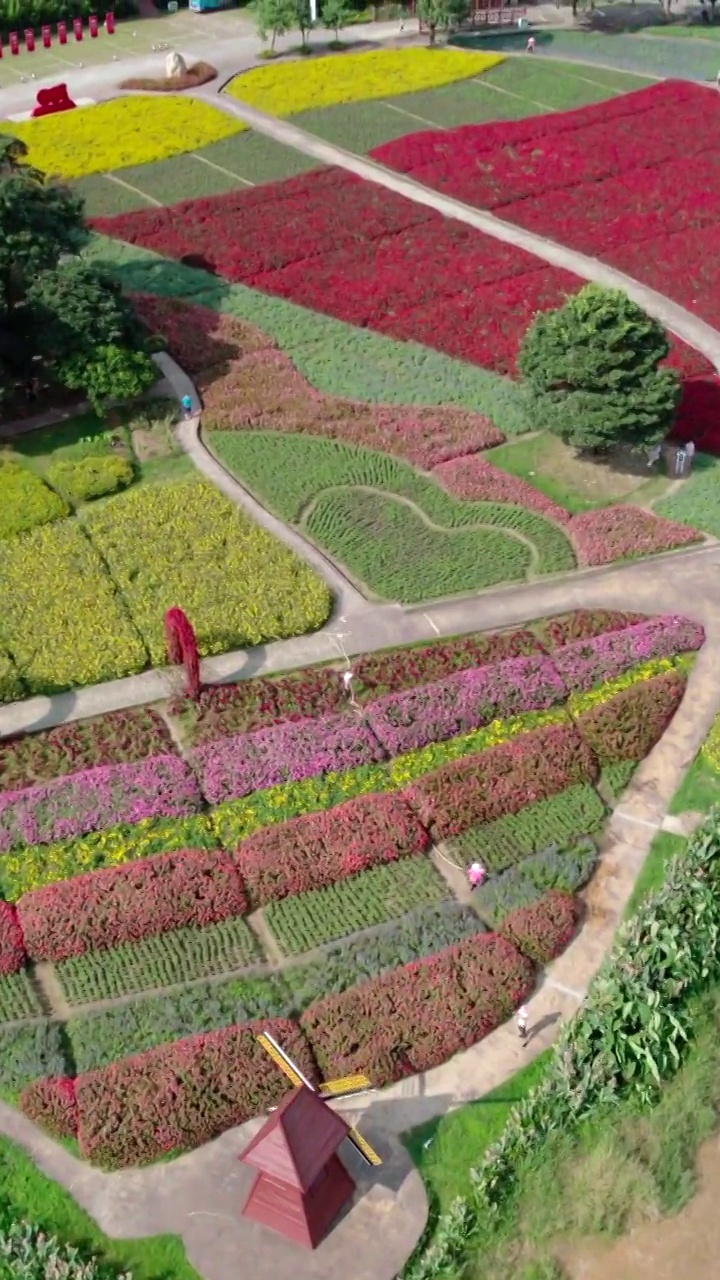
[526,35,535,52]
[468,861,487,890]
[517,1005,528,1044]
[180,393,193,419]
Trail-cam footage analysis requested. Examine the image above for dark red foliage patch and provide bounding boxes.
[500,889,579,965]
[300,931,534,1088]
[20,1077,78,1140]
[0,900,25,975]
[73,1018,317,1168]
[404,720,597,839]
[234,792,430,907]
[535,610,649,650]
[575,670,687,765]
[17,848,247,962]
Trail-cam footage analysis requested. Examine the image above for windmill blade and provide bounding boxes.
[256,1033,314,1091]
[319,1073,373,1101]
[346,1126,383,1167]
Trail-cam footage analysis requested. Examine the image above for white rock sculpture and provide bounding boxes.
[165,51,188,78]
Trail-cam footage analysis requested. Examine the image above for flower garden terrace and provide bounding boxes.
[0,608,703,1170]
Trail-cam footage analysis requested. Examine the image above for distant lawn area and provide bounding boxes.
[294,57,653,152]
[73,134,322,216]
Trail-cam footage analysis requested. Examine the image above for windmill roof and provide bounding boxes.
[240,1086,350,1191]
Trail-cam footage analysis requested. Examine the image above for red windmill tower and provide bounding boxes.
[239,1031,381,1249]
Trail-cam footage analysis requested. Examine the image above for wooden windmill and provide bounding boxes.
[239,1031,381,1249]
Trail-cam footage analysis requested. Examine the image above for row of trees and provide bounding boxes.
[0,137,156,415]
[254,0,466,50]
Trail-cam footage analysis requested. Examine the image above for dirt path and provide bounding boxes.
[558,1136,720,1280]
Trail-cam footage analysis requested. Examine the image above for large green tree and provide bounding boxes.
[416,0,469,44]
[0,134,155,410]
[518,283,681,452]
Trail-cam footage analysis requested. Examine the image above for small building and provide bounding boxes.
[240,1085,356,1249]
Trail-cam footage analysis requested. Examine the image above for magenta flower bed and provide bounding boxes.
[0,901,25,975]
[552,615,705,694]
[366,654,566,755]
[568,507,701,567]
[432,455,572,525]
[191,714,385,804]
[0,755,202,852]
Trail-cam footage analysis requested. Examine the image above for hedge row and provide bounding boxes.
[22,931,534,1166]
[575,669,686,765]
[17,849,248,963]
[21,1018,317,1169]
[169,610,658,746]
[447,783,606,872]
[300,932,534,1089]
[551,615,704,695]
[499,890,580,965]
[234,792,429,906]
[59,903,481,1076]
[405,721,597,839]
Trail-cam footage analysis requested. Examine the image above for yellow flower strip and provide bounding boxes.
[568,653,695,717]
[2,657,693,899]
[1,97,244,181]
[0,708,565,900]
[701,713,720,775]
[226,48,504,116]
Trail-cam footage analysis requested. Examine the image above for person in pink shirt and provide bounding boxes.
[468,861,487,889]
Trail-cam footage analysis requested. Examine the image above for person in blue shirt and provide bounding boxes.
[180,394,193,419]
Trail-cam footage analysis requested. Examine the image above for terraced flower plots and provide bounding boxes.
[0,609,701,1169]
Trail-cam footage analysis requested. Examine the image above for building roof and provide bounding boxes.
[240,1086,350,1191]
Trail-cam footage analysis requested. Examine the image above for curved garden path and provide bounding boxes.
[6,65,720,1280]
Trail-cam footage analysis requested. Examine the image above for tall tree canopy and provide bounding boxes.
[0,135,155,412]
[518,284,680,453]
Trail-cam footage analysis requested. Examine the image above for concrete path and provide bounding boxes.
[196,89,720,372]
[0,1101,427,1280]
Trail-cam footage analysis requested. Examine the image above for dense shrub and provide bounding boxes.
[353,627,542,698]
[404,722,597,839]
[0,901,25,975]
[172,667,347,745]
[536,610,648,650]
[474,842,595,929]
[74,1018,316,1167]
[19,1076,78,1140]
[0,651,25,705]
[301,933,534,1088]
[234,793,429,906]
[500,889,580,964]
[0,707,175,792]
[46,456,135,504]
[366,654,565,756]
[575,670,686,764]
[0,459,69,540]
[0,1021,68,1095]
[17,849,248,962]
[449,785,606,873]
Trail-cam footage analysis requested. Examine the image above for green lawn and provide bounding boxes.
[624,830,686,917]
[655,453,720,538]
[73,135,321,217]
[486,432,669,514]
[454,30,720,79]
[0,1133,199,1280]
[295,57,653,151]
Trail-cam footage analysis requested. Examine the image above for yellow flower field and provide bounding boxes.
[226,47,504,116]
[82,478,332,663]
[2,96,245,181]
